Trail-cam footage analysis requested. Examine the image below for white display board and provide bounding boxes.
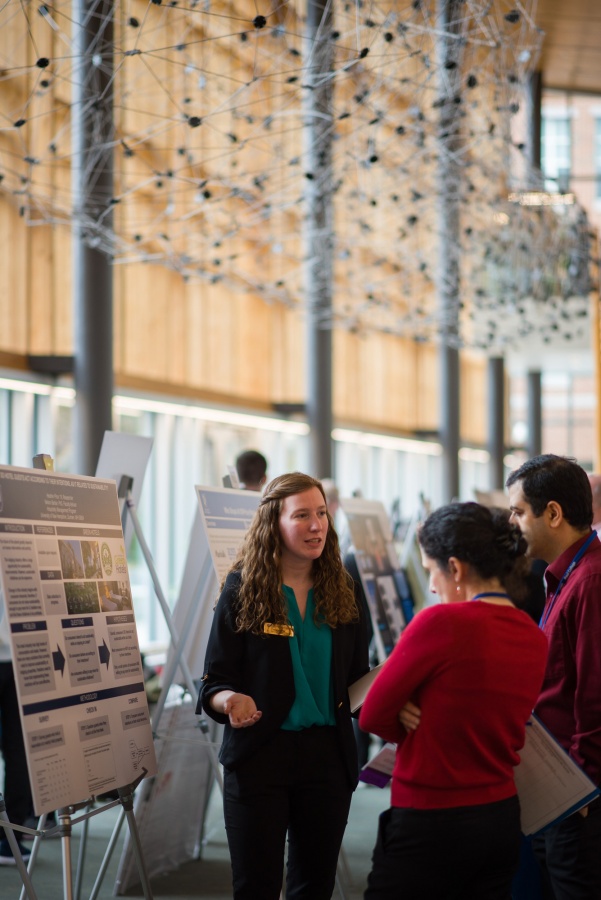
[95,431,153,551]
[341,497,408,660]
[114,697,217,894]
[164,487,260,684]
[196,486,261,582]
[0,465,157,814]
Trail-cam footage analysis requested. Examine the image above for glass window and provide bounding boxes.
[595,119,601,199]
[541,116,571,193]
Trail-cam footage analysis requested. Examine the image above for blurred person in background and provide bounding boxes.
[235,449,268,492]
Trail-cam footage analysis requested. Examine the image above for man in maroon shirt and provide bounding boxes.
[507,454,601,900]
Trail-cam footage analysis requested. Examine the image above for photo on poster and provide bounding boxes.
[59,539,85,579]
[99,581,133,613]
[341,497,409,661]
[81,540,103,578]
[65,581,101,614]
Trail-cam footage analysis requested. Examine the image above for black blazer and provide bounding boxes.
[197,570,370,788]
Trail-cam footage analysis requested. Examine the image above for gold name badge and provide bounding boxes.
[264,622,294,637]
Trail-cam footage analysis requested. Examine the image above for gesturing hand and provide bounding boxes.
[223,692,263,728]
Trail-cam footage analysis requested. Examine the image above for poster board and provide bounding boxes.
[165,487,260,683]
[341,497,409,660]
[399,512,433,613]
[114,696,216,893]
[116,486,260,892]
[0,465,157,815]
[196,486,260,581]
[95,431,153,552]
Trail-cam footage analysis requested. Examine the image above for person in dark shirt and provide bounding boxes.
[235,449,267,492]
[198,473,369,900]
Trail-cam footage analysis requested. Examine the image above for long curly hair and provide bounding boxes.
[226,472,358,633]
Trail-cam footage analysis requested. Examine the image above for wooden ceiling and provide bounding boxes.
[535,0,601,94]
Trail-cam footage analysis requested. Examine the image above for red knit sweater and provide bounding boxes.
[359,601,548,809]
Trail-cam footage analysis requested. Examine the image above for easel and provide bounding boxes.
[0,793,38,900]
[93,477,222,897]
[1,456,155,900]
[118,477,222,785]
[13,770,153,900]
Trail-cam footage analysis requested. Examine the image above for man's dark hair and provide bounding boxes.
[235,449,267,489]
[506,454,593,530]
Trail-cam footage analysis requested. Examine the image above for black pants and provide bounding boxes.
[0,661,33,826]
[532,798,601,900]
[223,725,353,900]
[365,795,521,900]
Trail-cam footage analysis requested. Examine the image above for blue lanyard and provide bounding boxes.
[539,531,597,630]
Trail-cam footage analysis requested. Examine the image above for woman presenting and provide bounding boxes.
[360,502,548,900]
[198,472,369,900]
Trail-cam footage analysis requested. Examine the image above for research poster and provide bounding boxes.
[0,465,157,815]
[341,497,408,660]
[195,486,261,582]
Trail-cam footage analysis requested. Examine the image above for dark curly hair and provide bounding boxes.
[418,501,530,603]
[226,472,358,633]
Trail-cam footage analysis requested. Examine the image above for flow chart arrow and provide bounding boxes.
[98,639,111,669]
[52,645,65,675]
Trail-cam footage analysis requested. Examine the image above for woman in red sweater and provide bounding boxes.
[359,502,548,900]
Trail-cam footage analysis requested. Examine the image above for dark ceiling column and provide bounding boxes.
[436,0,465,502]
[72,0,114,475]
[303,0,335,479]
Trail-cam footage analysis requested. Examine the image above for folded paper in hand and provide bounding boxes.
[348,663,385,714]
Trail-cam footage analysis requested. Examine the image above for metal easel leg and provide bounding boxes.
[57,807,74,900]
[74,803,91,900]
[18,813,49,900]
[116,783,154,899]
[87,771,153,900]
[0,794,38,900]
[88,807,126,900]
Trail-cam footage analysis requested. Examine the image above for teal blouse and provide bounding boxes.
[280,584,335,730]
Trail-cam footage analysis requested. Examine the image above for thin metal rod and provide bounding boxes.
[117,785,154,899]
[0,795,38,900]
[57,809,73,900]
[73,804,91,900]
[88,807,126,900]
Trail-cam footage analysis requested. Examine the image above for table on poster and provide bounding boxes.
[0,465,157,815]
